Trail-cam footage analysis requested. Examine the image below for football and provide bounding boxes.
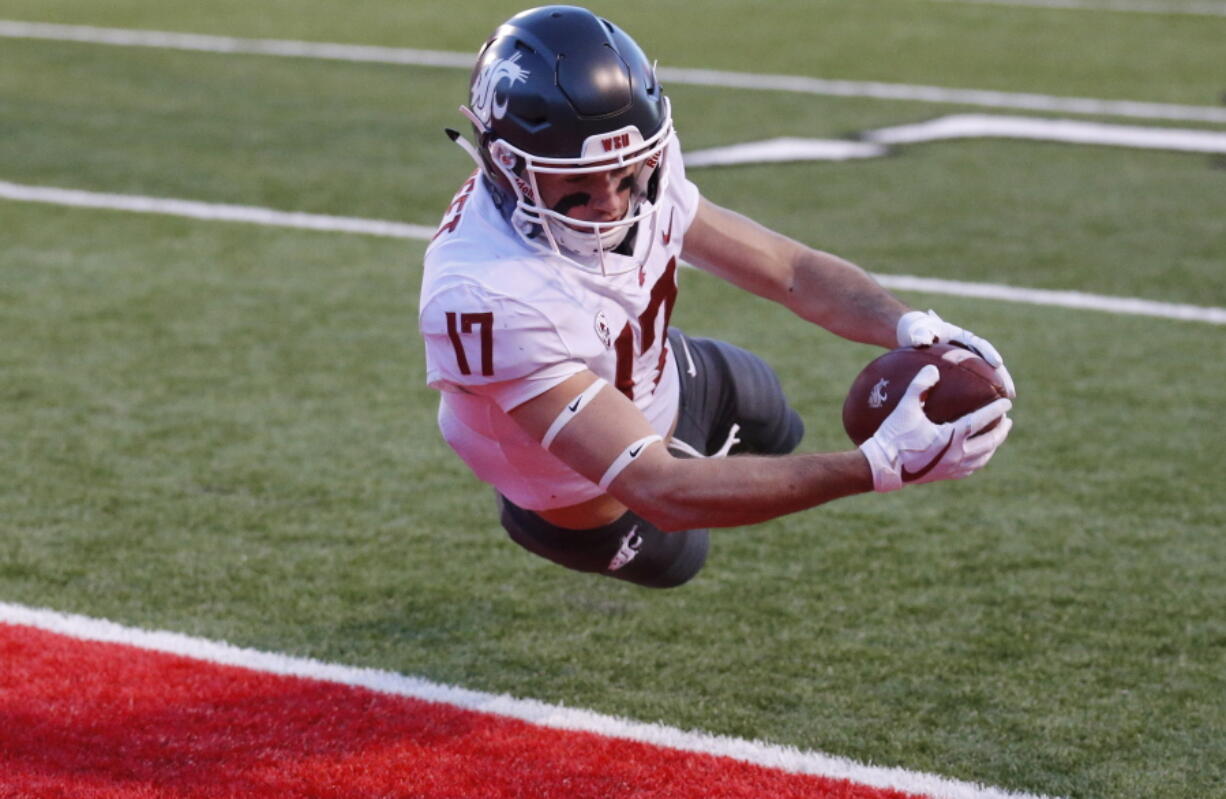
[842,343,1008,445]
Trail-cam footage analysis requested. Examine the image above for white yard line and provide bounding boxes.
[862,113,1226,152]
[685,137,889,166]
[921,0,1226,16]
[0,180,436,240]
[0,19,474,67]
[873,275,1226,324]
[0,601,1060,799]
[3,179,1222,326]
[685,114,1226,165]
[2,19,1225,124]
[654,68,1226,125]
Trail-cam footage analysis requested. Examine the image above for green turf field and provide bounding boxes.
[2,2,1224,797]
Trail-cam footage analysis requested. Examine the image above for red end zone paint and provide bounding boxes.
[1,623,921,799]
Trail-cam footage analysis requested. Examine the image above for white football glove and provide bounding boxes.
[859,364,1013,492]
[896,309,1016,398]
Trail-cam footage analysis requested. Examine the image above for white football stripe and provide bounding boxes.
[2,19,1225,124]
[684,114,1226,164]
[654,67,1226,125]
[0,179,437,240]
[0,601,1060,799]
[684,137,888,166]
[921,0,1226,16]
[874,275,1226,325]
[3,179,1222,326]
[0,19,474,67]
[862,114,1226,153]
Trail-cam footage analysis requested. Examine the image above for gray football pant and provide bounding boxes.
[497,327,804,588]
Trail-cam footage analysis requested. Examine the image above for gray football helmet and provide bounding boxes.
[451,6,674,267]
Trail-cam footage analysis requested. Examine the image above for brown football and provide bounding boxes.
[842,344,1008,445]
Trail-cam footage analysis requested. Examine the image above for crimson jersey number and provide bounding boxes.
[445,311,494,377]
[442,257,678,389]
[615,257,679,398]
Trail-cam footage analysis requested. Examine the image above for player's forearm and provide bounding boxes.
[620,450,874,531]
[784,248,908,349]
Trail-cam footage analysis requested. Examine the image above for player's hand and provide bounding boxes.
[896,309,1016,398]
[859,365,1013,492]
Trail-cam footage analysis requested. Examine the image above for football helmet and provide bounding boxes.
[451,5,673,271]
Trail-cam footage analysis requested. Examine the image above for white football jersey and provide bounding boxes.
[419,135,701,510]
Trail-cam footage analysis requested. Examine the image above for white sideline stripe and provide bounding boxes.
[923,0,1226,16]
[874,275,1226,325]
[0,180,437,240]
[0,601,1058,799]
[686,114,1226,166]
[862,114,1226,153]
[0,19,474,68]
[4,179,1223,326]
[685,137,888,166]
[2,20,1225,124]
[654,67,1226,125]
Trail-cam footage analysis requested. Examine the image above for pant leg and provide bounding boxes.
[498,494,709,589]
[668,328,805,457]
[493,328,797,588]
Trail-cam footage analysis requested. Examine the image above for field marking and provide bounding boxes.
[655,68,1226,125]
[4,179,1223,326]
[922,0,1226,16]
[0,19,475,67]
[872,275,1226,324]
[863,114,1226,152]
[686,138,890,166]
[0,179,437,240]
[2,19,1226,125]
[0,601,1058,799]
[686,114,1226,166]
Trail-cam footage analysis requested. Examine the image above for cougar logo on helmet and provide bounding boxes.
[470,52,530,125]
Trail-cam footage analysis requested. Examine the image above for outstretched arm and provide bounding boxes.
[681,197,909,348]
[510,371,873,531]
[509,368,1010,532]
[680,196,1016,396]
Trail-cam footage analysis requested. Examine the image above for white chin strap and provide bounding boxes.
[545,214,633,257]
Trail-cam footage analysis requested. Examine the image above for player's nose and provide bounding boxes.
[588,174,624,216]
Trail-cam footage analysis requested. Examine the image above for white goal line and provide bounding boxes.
[0,601,1061,799]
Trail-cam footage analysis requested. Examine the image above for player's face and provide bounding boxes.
[535,164,636,225]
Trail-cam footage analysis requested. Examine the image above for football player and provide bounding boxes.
[419,5,1015,588]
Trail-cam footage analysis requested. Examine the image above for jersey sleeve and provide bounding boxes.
[420,278,585,411]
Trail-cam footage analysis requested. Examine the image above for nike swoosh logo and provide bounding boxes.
[628,444,645,458]
[661,208,675,245]
[568,397,582,412]
[901,434,954,482]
